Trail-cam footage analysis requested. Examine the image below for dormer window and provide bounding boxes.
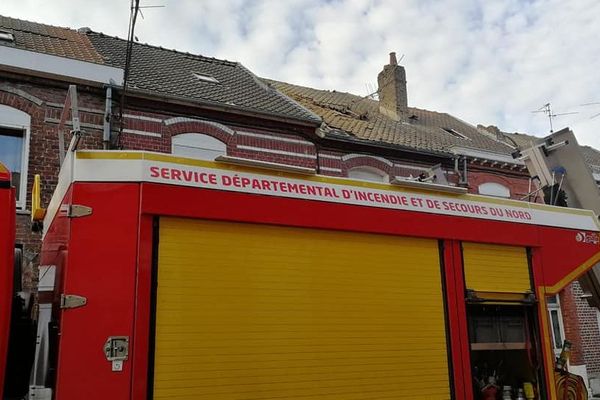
[192,72,220,84]
[0,30,15,42]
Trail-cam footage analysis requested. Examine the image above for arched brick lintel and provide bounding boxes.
[0,86,44,116]
[164,118,235,145]
[341,154,393,176]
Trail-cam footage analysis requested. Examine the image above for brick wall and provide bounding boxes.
[467,170,532,201]
[560,283,586,365]
[572,281,600,375]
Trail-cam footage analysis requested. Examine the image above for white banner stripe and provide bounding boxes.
[72,157,600,232]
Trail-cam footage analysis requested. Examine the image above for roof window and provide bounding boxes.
[441,127,468,139]
[192,72,220,84]
[0,30,15,42]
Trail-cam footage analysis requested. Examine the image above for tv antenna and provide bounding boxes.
[364,83,378,100]
[531,103,578,133]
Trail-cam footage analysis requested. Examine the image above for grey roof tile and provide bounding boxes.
[87,32,321,125]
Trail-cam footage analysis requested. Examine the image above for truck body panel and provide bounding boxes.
[30,150,600,399]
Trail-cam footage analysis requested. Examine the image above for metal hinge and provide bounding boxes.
[67,204,92,218]
[60,294,87,309]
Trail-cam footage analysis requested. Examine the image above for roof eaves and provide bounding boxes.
[322,128,453,159]
[125,86,321,127]
[87,30,239,66]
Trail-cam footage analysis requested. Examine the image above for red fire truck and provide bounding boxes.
[2,146,599,399]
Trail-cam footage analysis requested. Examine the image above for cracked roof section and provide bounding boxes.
[267,79,518,156]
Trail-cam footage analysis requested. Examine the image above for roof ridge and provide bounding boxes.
[87,30,238,66]
[266,78,364,98]
[0,14,81,35]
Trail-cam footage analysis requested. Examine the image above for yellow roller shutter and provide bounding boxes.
[153,218,451,399]
[462,242,531,293]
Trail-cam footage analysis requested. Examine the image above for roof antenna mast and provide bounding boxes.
[531,102,578,133]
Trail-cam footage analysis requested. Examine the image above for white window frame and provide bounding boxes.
[171,133,226,161]
[0,105,31,210]
[347,166,389,183]
[547,295,567,357]
[478,182,511,198]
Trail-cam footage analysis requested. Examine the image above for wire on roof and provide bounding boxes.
[116,0,141,149]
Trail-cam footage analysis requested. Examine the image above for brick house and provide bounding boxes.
[1,14,599,395]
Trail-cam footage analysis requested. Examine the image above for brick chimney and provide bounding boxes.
[377,52,408,121]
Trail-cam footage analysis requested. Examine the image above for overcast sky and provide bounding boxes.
[2,0,600,147]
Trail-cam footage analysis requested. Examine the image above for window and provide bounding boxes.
[192,72,220,84]
[348,166,388,183]
[478,182,511,198]
[441,127,468,139]
[0,30,14,42]
[0,105,30,209]
[547,295,566,356]
[171,133,226,160]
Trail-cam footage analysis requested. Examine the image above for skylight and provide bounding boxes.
[192,72,220,84]
[441,127,469,139]
[0,30,15,42]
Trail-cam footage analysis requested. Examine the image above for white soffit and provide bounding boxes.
[0,46,124,86]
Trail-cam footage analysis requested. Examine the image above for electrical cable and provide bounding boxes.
[116,0,141,149]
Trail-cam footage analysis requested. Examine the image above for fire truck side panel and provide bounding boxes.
[53,183,140,400]
[36,155,600,400]
[0,173,15,398]
[535,227,600,292]
[139,183,543,247]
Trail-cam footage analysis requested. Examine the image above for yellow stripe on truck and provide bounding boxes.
[462,242,531,293]
[154,218,451,399]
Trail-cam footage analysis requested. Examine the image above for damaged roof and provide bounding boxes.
[267,80,519,157]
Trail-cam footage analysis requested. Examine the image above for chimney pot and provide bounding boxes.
[389,52,397,65]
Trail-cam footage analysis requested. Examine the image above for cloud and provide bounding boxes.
[1,0,599,147]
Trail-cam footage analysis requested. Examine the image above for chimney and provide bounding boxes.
[377,52,408,121]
